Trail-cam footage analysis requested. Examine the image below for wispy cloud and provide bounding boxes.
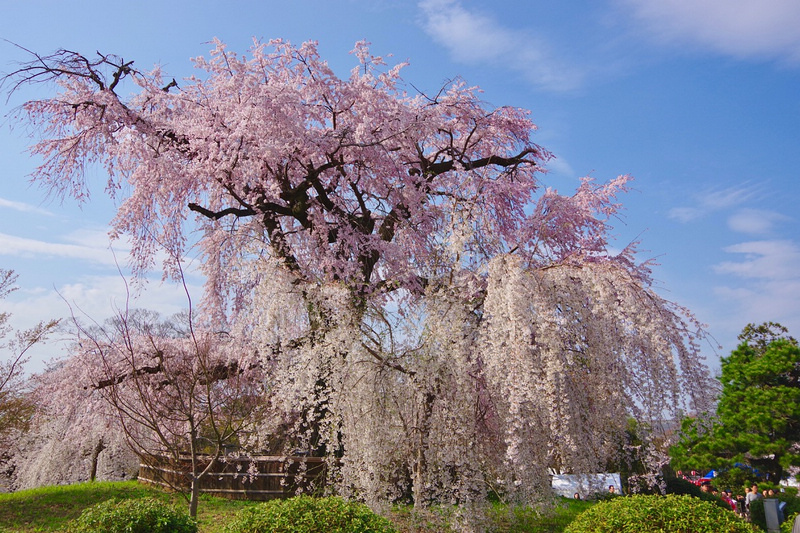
[0,196,54,216]
[545,155,576,179]
[668,207,703,224]
[711,239,800,339]
[3,274,202,373]
[417,0,584,92]
[727,208,791,235]
[668,183,761,222]
[618,0,800,63]
[712,279,800,342]
[714,239,800,280]
[0,231,123,265]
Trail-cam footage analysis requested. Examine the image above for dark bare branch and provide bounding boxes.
[2,43,136,98]
[188,202,256,220]
[427,148,539,176]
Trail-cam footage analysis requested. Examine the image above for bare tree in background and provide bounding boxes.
[69,281,264,518]
[0,269,58,457]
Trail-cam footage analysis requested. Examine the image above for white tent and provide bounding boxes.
[551,473,622,498]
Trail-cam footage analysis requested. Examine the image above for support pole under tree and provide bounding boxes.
[89,438,106,482]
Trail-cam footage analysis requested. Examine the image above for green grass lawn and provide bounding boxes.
[0,481,593,532]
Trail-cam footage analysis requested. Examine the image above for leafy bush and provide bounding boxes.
[564,494,757,533]
[66,497,197,533]
[223,495,396,533]
[782,512,800,533]
[782,495,800,524]
[750,497,766,529]
[752,494,800,532]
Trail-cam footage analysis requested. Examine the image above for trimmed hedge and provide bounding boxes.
[564,494,758,533]
[222,495,396,533]
[66,497,197,533]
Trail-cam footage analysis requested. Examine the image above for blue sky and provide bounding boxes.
[1,0,799,374]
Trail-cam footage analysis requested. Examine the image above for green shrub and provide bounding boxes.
[223,495,396,533]
[752,494,800,532]
[564,494,758,533]
[782,496,800,525]
[66,497,197,533]
[750,497,766,529]
[782,512,799,533]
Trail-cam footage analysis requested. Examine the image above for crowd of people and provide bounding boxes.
[699,480,784,521]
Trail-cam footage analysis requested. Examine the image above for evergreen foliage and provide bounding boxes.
[670,322,800,482]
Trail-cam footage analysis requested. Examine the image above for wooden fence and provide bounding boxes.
[138,454,327,500]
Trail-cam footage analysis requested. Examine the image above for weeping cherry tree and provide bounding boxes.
[3,39,713,511]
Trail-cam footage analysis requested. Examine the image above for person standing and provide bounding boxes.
[736,494,746,517]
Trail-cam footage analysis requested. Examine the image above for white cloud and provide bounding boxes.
[714,239,800,280]
[0,231,121,265]
[619,0,800,63]
[668,206,703,223]
[53,276,198,319]
[0,197,54,216]
[712,277,800,339]
[417,0,583,91]
[668,183,760,222]
[544,155,576,179]
[709,239,800,353]
[63,228,127,249]
[3,274,202,374]
[727,208,791,235]
[701,184,760,210]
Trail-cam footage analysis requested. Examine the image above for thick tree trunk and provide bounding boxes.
[412,390,436,508]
